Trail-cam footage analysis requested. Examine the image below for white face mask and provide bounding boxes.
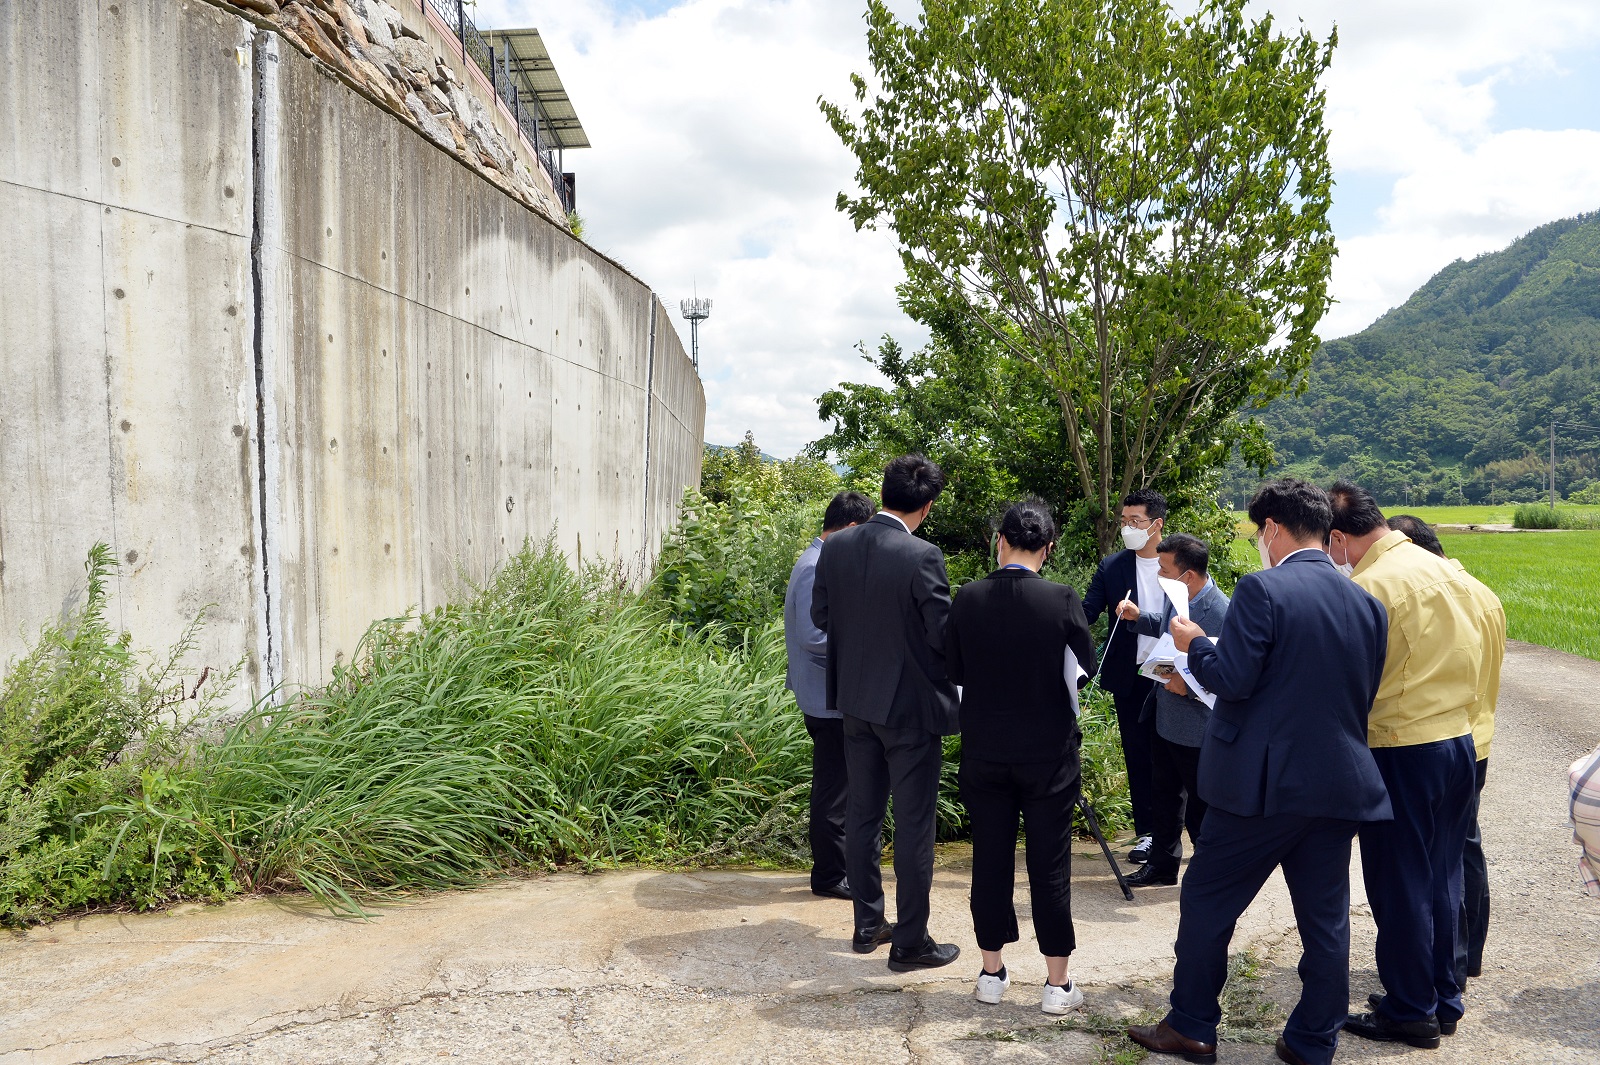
[1256,524,1277,570]
[1332,536,1354,578]
[1120,524,1152,551]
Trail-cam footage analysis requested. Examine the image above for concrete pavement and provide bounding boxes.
[2,641,1596,1064]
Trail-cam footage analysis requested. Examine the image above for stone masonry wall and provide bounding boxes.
[225,0,571,228]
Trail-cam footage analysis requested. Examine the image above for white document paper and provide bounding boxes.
[1171,651,1217,709]
[1064,646,1087,718]
[1137,632,1180,683]
[1157,576,1190,620]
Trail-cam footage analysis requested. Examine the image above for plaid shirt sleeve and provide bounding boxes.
[1571,744,1600,899]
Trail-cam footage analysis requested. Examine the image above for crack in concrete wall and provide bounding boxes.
[0,0,704,711]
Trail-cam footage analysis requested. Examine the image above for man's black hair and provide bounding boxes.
[823,490,876,532]
[999,497,1057,552]
[1246,478,1333,541]
[1122,487,1168,521]
[881,454,947,513]
[1327,479,1389,536]
[1388,514,1445,558]
[1156,532,1209,576]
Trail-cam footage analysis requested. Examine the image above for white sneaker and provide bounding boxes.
[1040,980,1084,1015]
[975,968,1010,1004]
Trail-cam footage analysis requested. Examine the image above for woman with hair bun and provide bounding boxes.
[944,498,1097,1015]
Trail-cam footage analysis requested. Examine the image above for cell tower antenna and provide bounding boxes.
[680,293,711,370]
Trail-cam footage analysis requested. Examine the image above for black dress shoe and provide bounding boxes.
[812,880,852,900]
[886,938,960,972]
[1127,1021,1217,1063]
[1274,1035,1308,1065]
[1365,993,1457,1035]
[1126,863,1178,887]
[1343,1010,1441,1049]
[852,922,895,954]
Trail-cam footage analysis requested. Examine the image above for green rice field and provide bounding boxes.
[1235,504,1599,531]
[1223,514,1600,662]
[1441,531,1600,663]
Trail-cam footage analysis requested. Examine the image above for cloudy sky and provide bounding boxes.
[478,0,1600,456]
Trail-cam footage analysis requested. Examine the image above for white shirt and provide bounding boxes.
[1134,553,1162,663]
[876,511,911,533]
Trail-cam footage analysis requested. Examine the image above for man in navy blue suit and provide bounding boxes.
[1129,479,1393,1065]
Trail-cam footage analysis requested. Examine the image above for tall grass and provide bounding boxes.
[1512,504,1561,529]
[5,537,1134,923]
[102,541,817,914]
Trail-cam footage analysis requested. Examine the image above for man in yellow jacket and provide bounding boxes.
[1387,514,1505,987]
[1327,484,1482,1051]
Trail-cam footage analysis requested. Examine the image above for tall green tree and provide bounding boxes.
[822,0,1336,551]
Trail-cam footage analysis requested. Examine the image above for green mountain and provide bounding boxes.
[1228,211,1600,506]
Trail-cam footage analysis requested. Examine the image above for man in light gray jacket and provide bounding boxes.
[784,490,875,899]
[1115,533,1230,887]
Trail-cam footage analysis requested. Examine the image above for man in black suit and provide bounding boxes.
[1082,488,1168,863]
[811,455,962,972]
[1129,479,1393,1065]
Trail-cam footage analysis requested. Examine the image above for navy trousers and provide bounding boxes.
[842,714,943,952]
[1456,757,1491,984]
[1112,675,1157,837]
[1166,809,1361,1065]
[804,714,849,893]
[1360,735,1477,1025]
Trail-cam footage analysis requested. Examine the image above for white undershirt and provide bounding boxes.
[876,511,910,533]
[1134,553,1162,664]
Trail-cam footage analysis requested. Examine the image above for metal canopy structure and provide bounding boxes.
[482,28,590,150]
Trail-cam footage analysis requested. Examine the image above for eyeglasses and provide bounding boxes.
[1120,515,1157,528]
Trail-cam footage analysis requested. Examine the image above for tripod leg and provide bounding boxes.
[1078,796,1135,901]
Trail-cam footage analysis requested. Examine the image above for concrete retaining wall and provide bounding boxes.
[0,0,704,707]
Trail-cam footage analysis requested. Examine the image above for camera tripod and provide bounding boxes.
[1074,604,1135,902]
[1076,793,1135,902]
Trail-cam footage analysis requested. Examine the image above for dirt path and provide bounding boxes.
[3,641,1596,1064]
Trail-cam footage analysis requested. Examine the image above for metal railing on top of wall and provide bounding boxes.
[420,0,573,214]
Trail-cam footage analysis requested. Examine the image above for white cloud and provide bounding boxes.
[479,0,918,456]
[479,0,1600,453]
[1327,129,1600,336]
[1259,1,1600,336]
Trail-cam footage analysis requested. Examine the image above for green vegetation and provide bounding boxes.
[1233,210,1600,506]
[1443,531,1600,662]
[3,540,819,924]
[817,333,1247,591]
[0,546,241,923]
[1513,504,1561,529]
[3,460,1135,924]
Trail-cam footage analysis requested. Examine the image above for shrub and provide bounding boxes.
[1513,504,1561,529]
[651,486,822,639]
[1,545,237,925]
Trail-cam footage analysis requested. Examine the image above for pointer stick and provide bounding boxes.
[1088,588,1133,687]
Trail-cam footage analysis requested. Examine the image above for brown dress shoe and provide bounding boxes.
[1127,1021,1218,1063]
[1275,1035,1309,1065]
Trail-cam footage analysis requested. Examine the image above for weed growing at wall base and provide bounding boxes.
[0,545,239,924]
[3,537,1134,924]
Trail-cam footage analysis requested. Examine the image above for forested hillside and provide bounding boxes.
[1227,211,1600,506]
